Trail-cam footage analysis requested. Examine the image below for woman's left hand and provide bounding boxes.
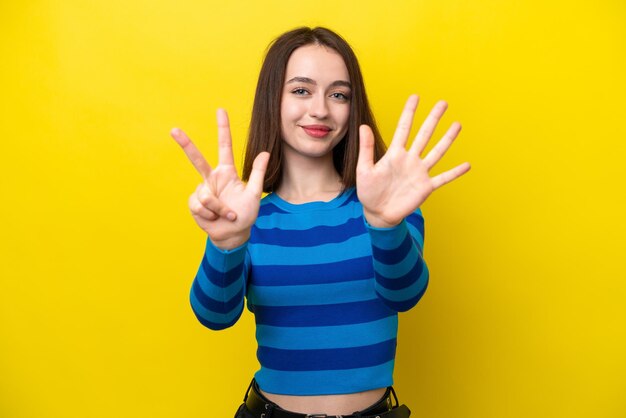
[357,95,471,228]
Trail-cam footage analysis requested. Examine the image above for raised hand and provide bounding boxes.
[171,109,269,249]
[357,95,470,228]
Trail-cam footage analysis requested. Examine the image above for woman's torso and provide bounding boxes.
[246,189,403,395]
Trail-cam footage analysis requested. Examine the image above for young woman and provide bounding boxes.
[171,27,470,418]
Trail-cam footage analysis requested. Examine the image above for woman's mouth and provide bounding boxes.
[301,125,332,138]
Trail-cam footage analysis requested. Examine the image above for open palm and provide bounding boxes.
[357,95,470,228]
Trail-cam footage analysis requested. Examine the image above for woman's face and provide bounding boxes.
[280,44,351,162]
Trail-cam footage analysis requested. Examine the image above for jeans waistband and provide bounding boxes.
[241,379,409,418]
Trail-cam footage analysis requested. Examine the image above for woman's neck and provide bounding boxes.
[275,153,343,204]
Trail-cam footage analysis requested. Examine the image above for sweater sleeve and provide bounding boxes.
[189,238,249,330]
[366,208,429,312]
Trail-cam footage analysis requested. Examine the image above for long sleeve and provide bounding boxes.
[366,209,429,312]
[189,238,249,330]
[200,190,425,394]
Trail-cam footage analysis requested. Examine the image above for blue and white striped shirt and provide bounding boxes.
[190,188,429,395]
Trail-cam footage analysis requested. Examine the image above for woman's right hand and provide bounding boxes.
[171,109,270,250]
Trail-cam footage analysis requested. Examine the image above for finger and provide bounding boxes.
[189,187,218,221]
[389,95,419,150]
[410,100,448,157]
[431,162,471,190]
[171,128,212,180]
[216,109,235,166]
[422,122,462,170]
[357,125,376,173]
[246,152,270,198]
[197,183,234,220]
[191,184,219,220]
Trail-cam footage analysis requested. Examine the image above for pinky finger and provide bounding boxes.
[431,162,471,190]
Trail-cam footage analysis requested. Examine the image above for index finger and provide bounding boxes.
[389,95,419,150]
[170,128,212,180]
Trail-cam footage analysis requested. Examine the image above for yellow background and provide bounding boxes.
[1,1,625,417]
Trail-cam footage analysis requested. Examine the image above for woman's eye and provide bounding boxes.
[331,92,350,101]
[292,88,309,95]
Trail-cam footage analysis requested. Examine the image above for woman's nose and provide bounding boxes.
[308,94,329,119]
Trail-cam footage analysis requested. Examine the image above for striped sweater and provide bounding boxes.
[190,187,429,395]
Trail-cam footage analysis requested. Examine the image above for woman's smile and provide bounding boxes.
[300,124,332,138]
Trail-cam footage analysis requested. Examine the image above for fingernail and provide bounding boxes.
[226,211,237,221]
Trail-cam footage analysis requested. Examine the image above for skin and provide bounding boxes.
[171,44,470,415]
[276,45,351,204]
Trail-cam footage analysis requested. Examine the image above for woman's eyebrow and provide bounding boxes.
[330,80,352,89]
[286,76,316,85]
[286,77,352,89]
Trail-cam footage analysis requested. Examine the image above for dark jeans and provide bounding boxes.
[234,403,255,418]
[235,403,412,418]
[234,380,411,418]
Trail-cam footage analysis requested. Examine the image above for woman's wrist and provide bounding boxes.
[209,233,250,251]
[362,209,400,229]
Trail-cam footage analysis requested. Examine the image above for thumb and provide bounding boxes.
[246,151,270,198]
[357,124,375,174]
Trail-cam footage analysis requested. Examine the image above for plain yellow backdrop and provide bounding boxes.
[1,1,625,417]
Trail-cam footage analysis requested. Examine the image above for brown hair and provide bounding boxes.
[242,26,386,193]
